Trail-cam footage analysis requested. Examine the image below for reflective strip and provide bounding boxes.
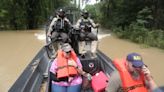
[56,65,75,70]
[121,84,144,92]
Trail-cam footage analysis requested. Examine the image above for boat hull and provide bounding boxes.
[9,47,116,92]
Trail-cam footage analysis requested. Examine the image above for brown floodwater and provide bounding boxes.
[0,30,45,92]
[99,32,164,87]
[0,30,163,92]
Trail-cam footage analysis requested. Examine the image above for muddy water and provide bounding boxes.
[99,32,164,87]
[0,30,164,92]
[0,30,45,92]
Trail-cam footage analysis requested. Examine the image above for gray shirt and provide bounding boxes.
[105,71,122,92]
[105,71,163,92]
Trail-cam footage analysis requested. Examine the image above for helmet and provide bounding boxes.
[57,9,65,18]
[82,10,89,19]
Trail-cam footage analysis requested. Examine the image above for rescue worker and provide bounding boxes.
[75,10,99,56]
[106,53,162,92]
[47,9,72,56]
[50,43,91,92]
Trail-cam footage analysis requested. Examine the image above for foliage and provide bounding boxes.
[113,22,164,49]
[97,0,164,49]
[85,3,101,23]
[0,0,72,30]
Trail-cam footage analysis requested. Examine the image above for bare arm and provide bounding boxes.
[89,18,98,28]
[65,18,72,28]
[142,66,162,92]
[68,58,92,80]
[75,19,81,29]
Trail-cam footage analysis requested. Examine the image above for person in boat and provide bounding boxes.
[105,53,162,92]
[75,10,99,56]
[49,43,92,92]
[47,9,72,55]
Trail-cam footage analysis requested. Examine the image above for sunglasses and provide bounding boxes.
[65,51,71,54]
[132,65,142,69]
[132,64,147,69]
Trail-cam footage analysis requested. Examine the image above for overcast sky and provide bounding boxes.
[75,0,100,9]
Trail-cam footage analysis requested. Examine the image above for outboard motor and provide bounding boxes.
[69,27,81,55]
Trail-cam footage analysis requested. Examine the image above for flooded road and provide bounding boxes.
[0,29,163,92]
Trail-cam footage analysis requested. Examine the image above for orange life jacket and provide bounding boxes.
[56,50,78,79]
[113,59,148,92]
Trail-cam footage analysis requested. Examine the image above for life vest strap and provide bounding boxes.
[121,84,144,92]
[56,65,75,70]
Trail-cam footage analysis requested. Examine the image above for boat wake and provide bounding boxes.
[34,33,111,41]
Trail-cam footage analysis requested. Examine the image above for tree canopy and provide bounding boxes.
[85,0,164,49]
[96,0,164,30]
[0,0,72,30]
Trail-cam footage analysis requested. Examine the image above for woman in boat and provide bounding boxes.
[106,53,162,92]
[49,43,91,92]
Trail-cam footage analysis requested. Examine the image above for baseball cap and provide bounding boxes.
[126,53,144,68]
[61,43,72,53]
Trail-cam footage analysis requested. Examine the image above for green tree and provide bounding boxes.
[0,0,73,30]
